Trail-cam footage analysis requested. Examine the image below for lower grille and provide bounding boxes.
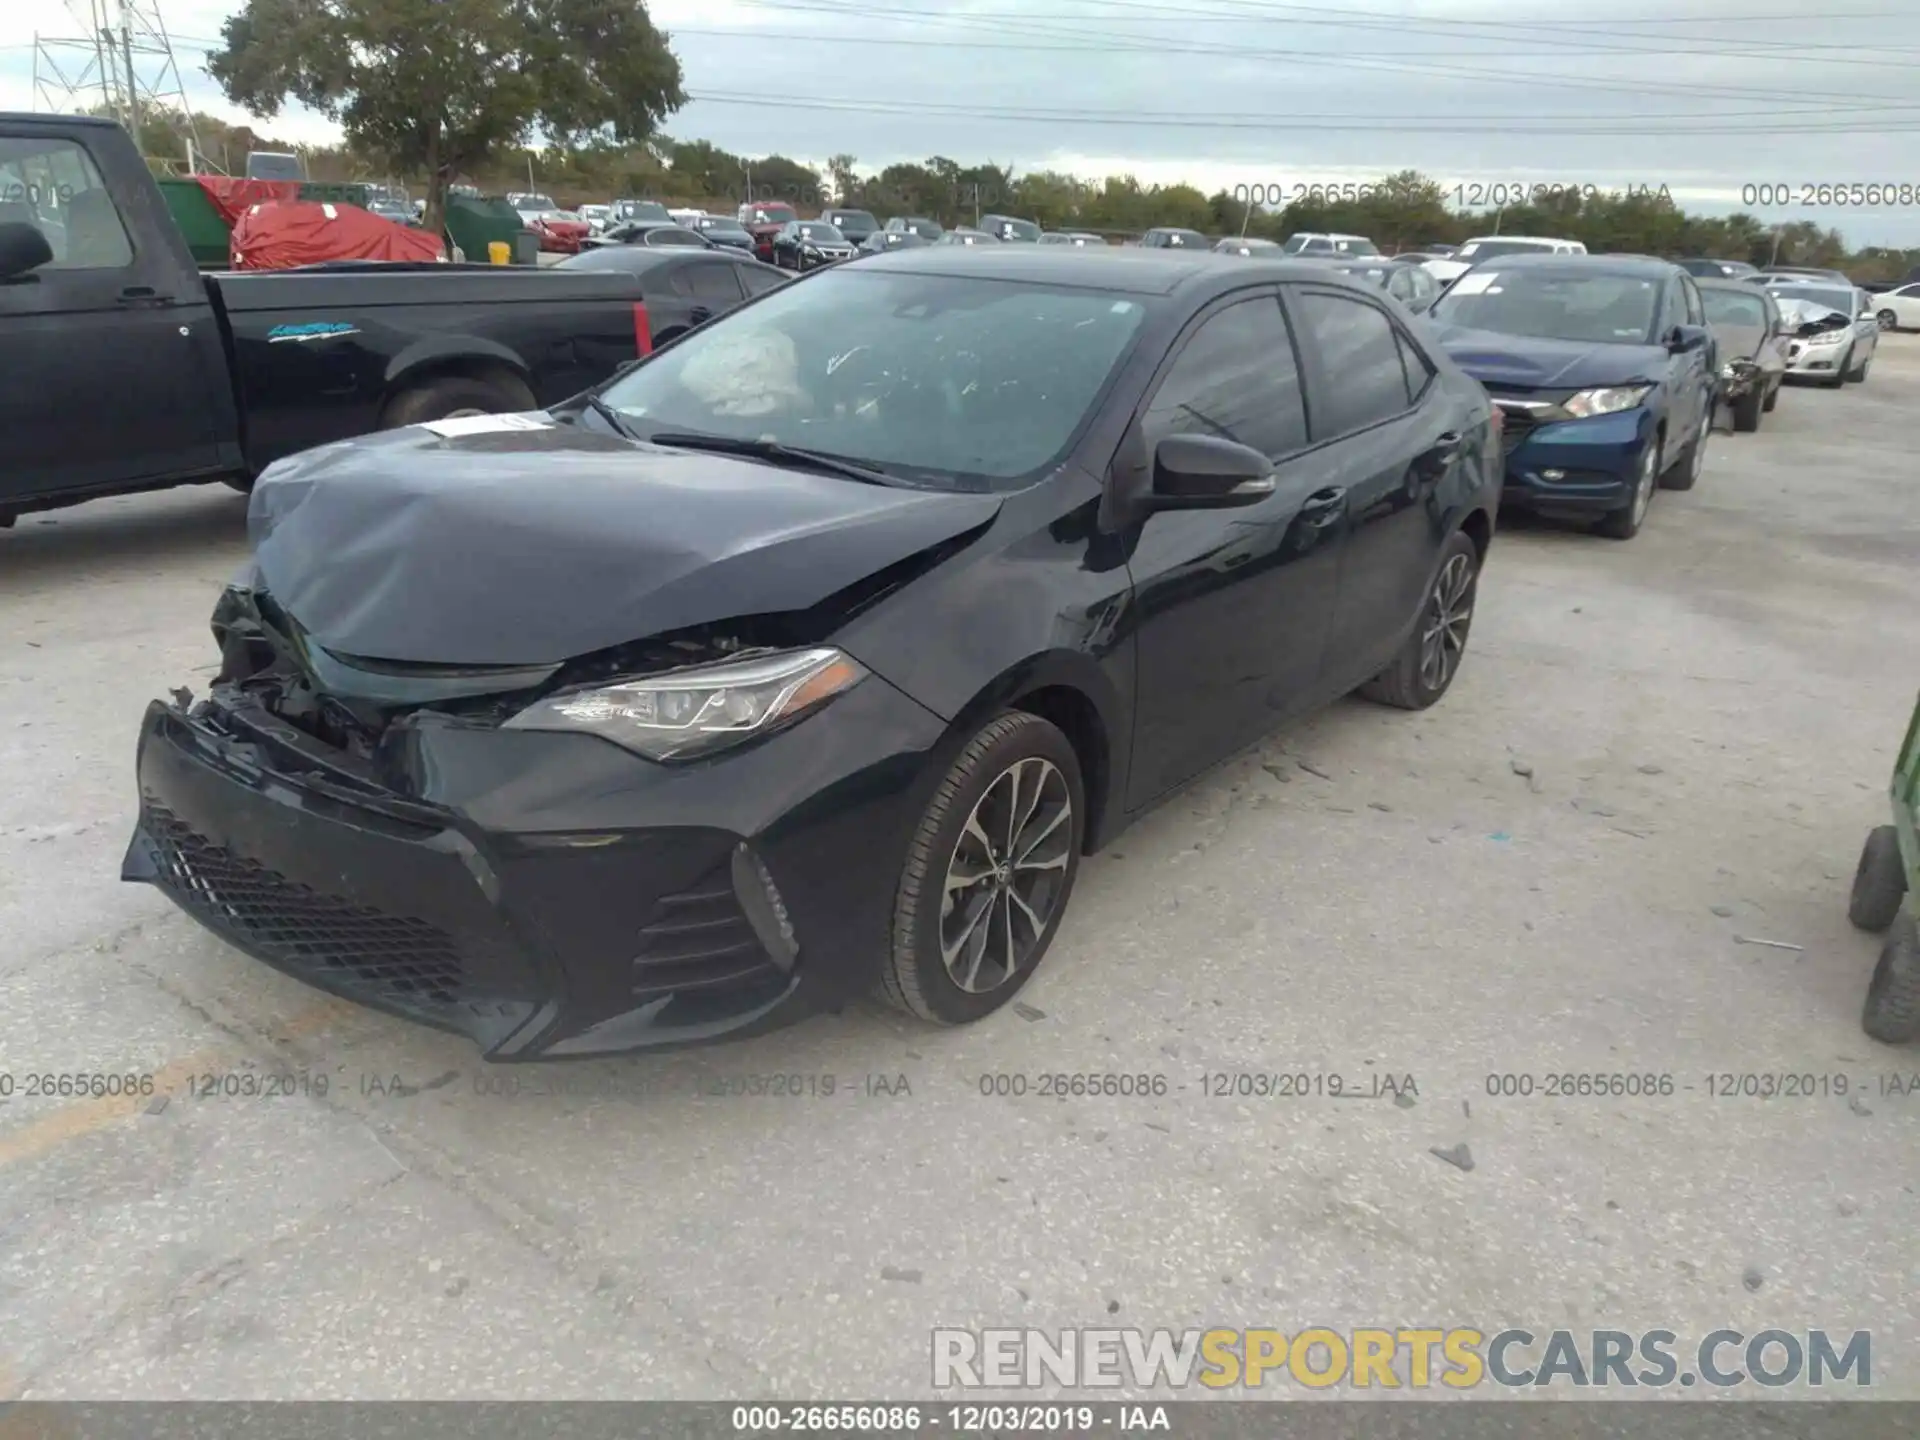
[632,862,781,998]
[145,803,469,1007]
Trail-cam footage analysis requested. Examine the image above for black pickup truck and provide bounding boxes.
[1,113,652,525]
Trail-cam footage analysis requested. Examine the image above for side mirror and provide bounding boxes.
[1667,323,1710,353]
[0,221,54,280]
[1150,434,1276,510]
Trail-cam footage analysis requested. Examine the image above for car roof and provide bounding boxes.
[1694,275,1774,294]
[848,244,1392,297]
[1460,235,1579,245]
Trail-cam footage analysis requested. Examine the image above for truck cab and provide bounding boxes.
[1,113,241,517]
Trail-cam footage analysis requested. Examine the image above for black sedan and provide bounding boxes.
[554,245,787,345]
[687,214,759,254]
[591,220,711,250]
[771,220,856,270]
[855,230,933,258]
[125,247,1501,1058]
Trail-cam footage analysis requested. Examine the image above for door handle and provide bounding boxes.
[117,286,171,307]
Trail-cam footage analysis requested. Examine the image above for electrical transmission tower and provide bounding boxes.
[31,0,214,173]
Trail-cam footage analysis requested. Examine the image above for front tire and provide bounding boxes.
[1596,438,1660,540]
[881,712,1085,1025]
[1877,309,1897,331]
[1660,409,1709,491]
[1824,350,1849,388]
[1358,529,1480,711]
[1862,910,1920,1046]
[1731,387,1763,433]
[1846,350,1871,383]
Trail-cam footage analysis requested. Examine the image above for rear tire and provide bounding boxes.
[1862,910,1920,1046]
[1849,824,1907,932]
[881,711,1085,1025]
[1877,309,1897,331]
[381,372,537,429]
[1358,529,1480,711]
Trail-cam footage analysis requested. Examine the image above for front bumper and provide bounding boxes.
[123,676,949,1058]
[1494,405,1656,515]
[1782,338,1852,376]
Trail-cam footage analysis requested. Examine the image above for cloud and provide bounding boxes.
[6,0,1916,243]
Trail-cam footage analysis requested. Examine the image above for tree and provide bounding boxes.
[206,0,684,242]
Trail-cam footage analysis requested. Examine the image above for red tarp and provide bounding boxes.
[192,175,300,227]
[229,199,445,270]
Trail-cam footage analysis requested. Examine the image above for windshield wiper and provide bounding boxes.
[645,432,897,486]
[579,393,640,440]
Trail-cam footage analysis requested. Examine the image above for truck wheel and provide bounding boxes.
[382,373,536,429]
[1849,824,1907,932]
[1862,910,1920,1045]
[1731,388,1763,433]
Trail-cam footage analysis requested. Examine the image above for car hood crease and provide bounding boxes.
[247,423,1003,666]
[1426,323,1664,389]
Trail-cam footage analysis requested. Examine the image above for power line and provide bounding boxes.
[724,0,1920,104]
[684,88,1920,134]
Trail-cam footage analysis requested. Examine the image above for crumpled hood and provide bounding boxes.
[248,417,1002,666]
[1426,324,1667,390]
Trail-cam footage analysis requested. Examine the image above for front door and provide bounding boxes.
[0,126,229,507]
[1120,291,1347,807]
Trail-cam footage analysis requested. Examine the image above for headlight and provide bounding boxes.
[504,647,866,761]
[1561,385,1652,419]
[1803,328,1849,346]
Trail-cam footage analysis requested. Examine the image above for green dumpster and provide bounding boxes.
[155,177,232,269]
[446,193,535,265]
[1847,691,1920,1042]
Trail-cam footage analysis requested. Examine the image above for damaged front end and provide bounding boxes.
[125,576,951,1058]
[1717,355,1762,400]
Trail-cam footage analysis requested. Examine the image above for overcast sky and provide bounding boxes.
[4,0,1917,244]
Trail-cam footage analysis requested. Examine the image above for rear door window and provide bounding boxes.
[1290,289,1416,436]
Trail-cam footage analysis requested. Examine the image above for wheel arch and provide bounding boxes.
[935,651,1126,855]
[381,338,535,415]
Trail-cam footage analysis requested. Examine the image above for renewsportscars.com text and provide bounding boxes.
[931,1327,1871,1390]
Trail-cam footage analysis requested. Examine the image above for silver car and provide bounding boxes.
[1774,284,1878,387]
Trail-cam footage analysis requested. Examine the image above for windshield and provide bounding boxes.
[1340,239,1381,256]
[750,205,798,223]
[796,223,846,243]
[700,218,748,234]
[516,194,556,212]
[1701,289,1770,328]
[1455,239,1557,261]
[992,218,1043,241]
[1429,268,1661,344]
[1773,285,1854,316]
[1337,265,1392,288]
[597,269,1149,490]
[830,211,877,230]
[618,201,670,220]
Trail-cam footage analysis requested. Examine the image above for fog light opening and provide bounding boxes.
[732,843,799,972]
[1540,468,1567,481]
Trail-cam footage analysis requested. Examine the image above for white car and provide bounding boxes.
[577,203,613,235]
[669,207,707,226]
[1280,231,1379,258]
[1776,285,1879,387]
[1868,281,1920,331]
[1426,235,1586,286]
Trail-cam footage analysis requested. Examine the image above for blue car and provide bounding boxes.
[1423,254,1718,540]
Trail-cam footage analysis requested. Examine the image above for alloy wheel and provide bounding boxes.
[1418,551,1476,692]
[1878,310,1896,331]
[939,757,1074,994]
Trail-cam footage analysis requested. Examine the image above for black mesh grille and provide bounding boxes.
[632,863,777,997]
[144,803,468,1007]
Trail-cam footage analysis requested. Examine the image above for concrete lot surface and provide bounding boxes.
[2,340,1917,1401]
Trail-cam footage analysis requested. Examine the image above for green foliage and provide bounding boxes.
[205,0,684,235]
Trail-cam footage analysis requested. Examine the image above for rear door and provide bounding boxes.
[672,257,746,330]
[1287,284,1471,692]
[0,125,230,506]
